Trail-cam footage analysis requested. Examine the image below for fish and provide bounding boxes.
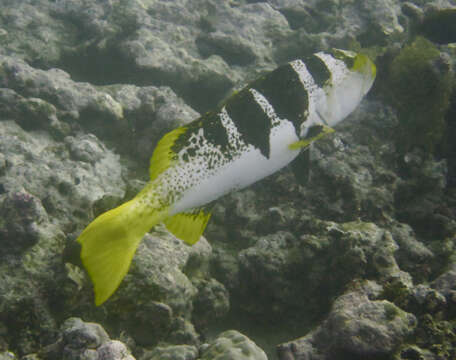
[77,49,376,305]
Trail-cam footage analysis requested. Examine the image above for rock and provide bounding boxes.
[0,352,16,360]
[20,355,41,360]
[418,7,456,44]
[0,56,196,159]
[317,283,416,355]
[103,233,213,346]
[397,345,437,360]
[0,89,68,137]
[166,318,200,346]
[0,189,49,255]
[413,314,456,360]
[0,120,125,226]
[0,0,407,113]
[431,263,456,297]
[140,345,198,360]
[97,341,135,360]
[0,49,208,357]
[395,147,454,244]
[0,118,123,353]
[0,0,455,359]
[43,318,134,360]
[412,285,447,314]
[278,281,417,359]
[233,221,404,323]
[0,0,67,66]
[104,85,198,161]
[201,330,267,360]
[192,278,230,328]
[61,317,109,350]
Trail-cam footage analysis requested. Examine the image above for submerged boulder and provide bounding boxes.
[43,317,134,360]
[277,281,417,359]
[201,330,267,360]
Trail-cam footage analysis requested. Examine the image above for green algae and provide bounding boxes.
[415,314,456,360]
[380,278,413,311]
[388,37,453,155]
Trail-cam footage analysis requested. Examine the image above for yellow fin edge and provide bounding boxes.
[289,125,335,150]
[150,126,187,181]
[164,210,212,245]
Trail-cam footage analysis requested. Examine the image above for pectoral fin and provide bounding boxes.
[290,148,310,185]
[289,124,335,150]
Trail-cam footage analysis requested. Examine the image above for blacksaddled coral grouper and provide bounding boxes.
[78,49,376,305]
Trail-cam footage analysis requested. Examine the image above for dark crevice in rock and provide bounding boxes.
[58,44,232,114]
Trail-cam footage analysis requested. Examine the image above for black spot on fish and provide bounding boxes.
[249,63,309,136]
[304,54,331,88]
[172,111,230,155]
[202,112,230,151]
[187,148,196,158]
[225,88,271,158]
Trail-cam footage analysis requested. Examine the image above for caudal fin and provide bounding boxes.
[77,195,167,306]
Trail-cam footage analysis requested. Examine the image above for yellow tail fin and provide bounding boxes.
[77,193,167,306]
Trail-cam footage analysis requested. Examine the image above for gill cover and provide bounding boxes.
[317,49,376,127]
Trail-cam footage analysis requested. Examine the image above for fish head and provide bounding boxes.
[316,49,376,128]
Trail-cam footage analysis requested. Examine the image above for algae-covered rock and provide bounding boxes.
[0,353,16,360]
[0,0,455,359]
[97,341,135,360]
[0,120,125,226]
[390,222,435,281]
[419,7,456,44]
[0,118,124,353]
[201,330,267,360]
[396,345,437,360]
[0,190,49,255]
[393,148,455,275]
[388,36,453,154]
[413,314,456,360]
[140,345,198,360]
[0,55,196,159]
[278,281,417,359]
[0,0,68,66]
[431,263,456,297]
[61,318,109,350]
[44,318,135,360]
[191,278,230,328]
[322,288,416,355]
[99,233,213,346]
[235,221,403,323]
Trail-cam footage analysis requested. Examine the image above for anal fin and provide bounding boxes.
[164,208,212,245]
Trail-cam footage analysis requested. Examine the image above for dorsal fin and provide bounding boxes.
[164,209,212,245]
[149,126,187,181]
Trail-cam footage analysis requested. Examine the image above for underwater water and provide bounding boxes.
[0,1,456,360]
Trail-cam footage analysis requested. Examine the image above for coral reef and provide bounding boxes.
[0,1,455,360]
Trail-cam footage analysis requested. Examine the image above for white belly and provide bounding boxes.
[170,120,300,214]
